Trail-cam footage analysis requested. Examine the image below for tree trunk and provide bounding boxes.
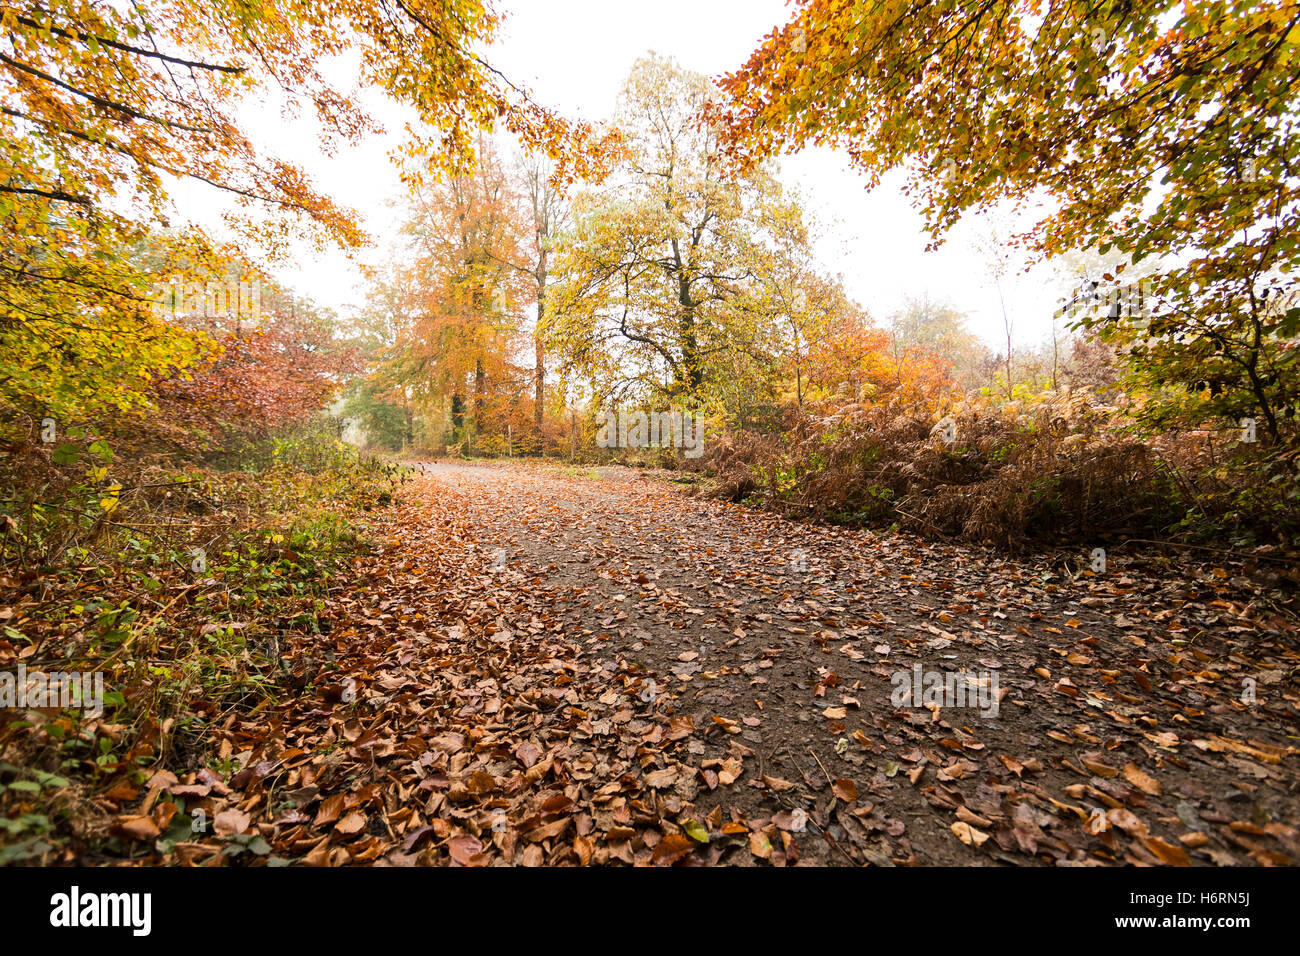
[678,276,702,395]
[997,279,1013,398]
[534,286,546,438]
[473,360,486,455]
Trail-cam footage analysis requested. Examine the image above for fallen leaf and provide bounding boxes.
[950,821,989,847]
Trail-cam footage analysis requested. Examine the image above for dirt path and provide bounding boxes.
[229,461,1299,866]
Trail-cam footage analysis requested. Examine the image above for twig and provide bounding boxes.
[773,746,860,867]
[807,747,832,785]
[1109,538,1296,565]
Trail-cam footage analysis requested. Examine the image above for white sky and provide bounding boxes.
[171,0,1071,352]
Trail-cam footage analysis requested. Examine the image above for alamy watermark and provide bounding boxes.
[1056,277,1156,327]
[151,276,262,325]
[0,665,105,718]
[49,886,151,936]
[890,664,1000,718]
[595,408,704,458]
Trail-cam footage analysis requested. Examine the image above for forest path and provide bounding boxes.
[287,460,1299,866]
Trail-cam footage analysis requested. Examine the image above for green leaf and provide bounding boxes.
[52,444,80,465]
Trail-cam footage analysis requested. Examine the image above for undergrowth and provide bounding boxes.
[692,393,1300,560]
[0,418,409,863]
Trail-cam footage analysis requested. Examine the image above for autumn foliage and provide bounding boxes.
[2,0,1299,873]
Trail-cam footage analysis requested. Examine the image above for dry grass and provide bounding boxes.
[693,394,1298,551]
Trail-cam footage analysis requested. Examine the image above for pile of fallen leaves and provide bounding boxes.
[69,463,1300,866]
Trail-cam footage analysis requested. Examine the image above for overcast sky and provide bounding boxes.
[172,0,1071,351]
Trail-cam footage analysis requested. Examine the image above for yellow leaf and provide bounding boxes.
[950,821,989,846]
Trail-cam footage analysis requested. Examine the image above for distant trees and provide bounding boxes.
[886,297,986,395]
[359,47,1258,461]
[365,56,1019,454]
[2,0,601,437]
[544,55,878,420]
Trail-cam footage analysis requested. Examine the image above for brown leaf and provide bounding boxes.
[213,808,250,836]
[1080,754,1119,778]
[1123,762,1161,796]
[832,778,859,802]
[314,793,345,827]
[950,821,989,847]
[652,833,696,866]
[514,742,541,768]
[998,754,1024,777]
[717,757,743,786]
[112,815,161,841]
[1145,836,1192,867]
[666,715,695,741]
[448,835,488,866]
[334,810,367,837]
[1106,807,1148,837]
[955,806,992,828]
[645,767,679,789]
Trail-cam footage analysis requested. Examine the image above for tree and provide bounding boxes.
[1079,273,1299,444]
[486,153,569,440]
[2,0,600,425]
[370,137,529,452]
[736,193,861,408]
[887,296,985,394]
[716,1,1300,437]
[968,215,1020,398]
[546,55,807,413]
[342,382,410,452]
[145,282,359,459]
[521,157,565,437]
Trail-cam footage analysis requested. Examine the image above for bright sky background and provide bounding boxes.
[171,0,1073,353]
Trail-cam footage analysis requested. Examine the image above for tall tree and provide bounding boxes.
[524,158,563,436]
[490,153,568,439]
[372,138,529,451]
[546,55,798,411]
[717,0,1300,437]
[2,0,599,424]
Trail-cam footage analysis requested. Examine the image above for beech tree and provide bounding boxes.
[371,138,529,451]
[546,56,811,411]
[487,153,569,440]
[2,0,600,423]
[716,0,1300,438]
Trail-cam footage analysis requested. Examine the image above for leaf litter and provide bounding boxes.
[110,462,1299,866]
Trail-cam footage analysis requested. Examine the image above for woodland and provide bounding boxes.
[0,1,1297,868]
